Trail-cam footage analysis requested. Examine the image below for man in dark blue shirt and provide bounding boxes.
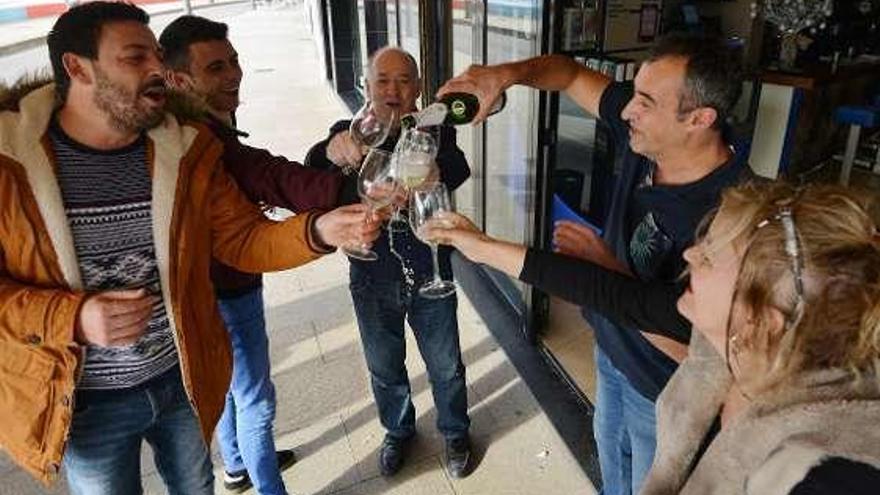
[439,34,748,494]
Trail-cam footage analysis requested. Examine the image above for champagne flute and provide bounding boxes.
[348,100,397,173]
[389,128,440,231]
[409,182,456,299]
[343,149,402,261]
[386,151,410,233]
[350,100,394,147]
[395,128,439,189]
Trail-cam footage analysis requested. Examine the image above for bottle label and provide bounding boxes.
[450,100,468,119]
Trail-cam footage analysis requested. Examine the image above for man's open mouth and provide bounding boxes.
[141,86,167,105]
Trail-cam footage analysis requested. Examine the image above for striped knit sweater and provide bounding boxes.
[49,119,177,390]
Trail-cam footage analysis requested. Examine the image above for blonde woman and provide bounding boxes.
[424,181,880,493]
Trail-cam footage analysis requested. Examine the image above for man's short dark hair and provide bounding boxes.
[648,33,744,130]
[47,1,149,101]
[159,16,229,72]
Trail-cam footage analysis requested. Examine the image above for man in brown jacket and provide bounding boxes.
[0,2,376,493]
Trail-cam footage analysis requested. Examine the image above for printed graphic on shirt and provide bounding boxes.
[629,211,673,281]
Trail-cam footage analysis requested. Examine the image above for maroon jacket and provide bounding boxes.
[208,117,346,294]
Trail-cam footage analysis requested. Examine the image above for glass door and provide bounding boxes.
[451,0,547,339]
[451,0,484,228]
[484,0,546,337]
[399,0,422,72]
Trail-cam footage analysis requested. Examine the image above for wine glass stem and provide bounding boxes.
[362,205,374,249]
[430,243,442,283]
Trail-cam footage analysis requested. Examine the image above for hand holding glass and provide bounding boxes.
[342,149,402,261]
[409,182,457,298]
[348,101,396,174]
[350,100,396,147]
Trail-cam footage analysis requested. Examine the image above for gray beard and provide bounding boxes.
[92,70,164,133]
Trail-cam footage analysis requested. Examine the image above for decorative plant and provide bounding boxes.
[750,0,834,69]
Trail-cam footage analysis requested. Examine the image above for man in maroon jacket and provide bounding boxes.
[160,16,354,495]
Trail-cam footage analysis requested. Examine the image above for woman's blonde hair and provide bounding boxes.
[705,181,880,387]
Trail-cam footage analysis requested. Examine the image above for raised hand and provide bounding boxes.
[75,288,157,347]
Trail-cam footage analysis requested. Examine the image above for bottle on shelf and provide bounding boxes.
[401,91,507,129]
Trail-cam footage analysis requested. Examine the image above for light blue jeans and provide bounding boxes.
[63,366,213,495]
[593,346,657,495]
[216,288,287,495]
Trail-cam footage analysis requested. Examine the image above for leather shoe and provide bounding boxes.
[445,436,471,478]
[379,434,411,477]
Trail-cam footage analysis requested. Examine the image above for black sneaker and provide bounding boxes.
[445,436,471,479]
[378,434,412,477]
[222,449,298,493]
[276,448,298,472]
[222,469,250,493]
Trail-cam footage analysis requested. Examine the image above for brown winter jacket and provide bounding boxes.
[0,82,330,485]
[205,115,347,294]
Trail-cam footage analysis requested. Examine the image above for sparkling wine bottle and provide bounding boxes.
[401,91,507,129]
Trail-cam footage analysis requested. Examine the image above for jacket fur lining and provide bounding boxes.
[0,82,199,344]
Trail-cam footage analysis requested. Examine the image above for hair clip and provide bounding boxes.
[776,207,806,329]
[756,206,806,330]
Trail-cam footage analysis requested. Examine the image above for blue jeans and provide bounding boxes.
[350,270,469,440]
[63,366,213,495]
[594,346,657,495]
[216,288,287,495]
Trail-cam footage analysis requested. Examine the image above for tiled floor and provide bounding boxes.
[541,297,597,402]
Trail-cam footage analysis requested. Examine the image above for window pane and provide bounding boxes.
[451,0,482,227]
[485,1,542,247]
[387,0,399,46]
[398,0,421,71]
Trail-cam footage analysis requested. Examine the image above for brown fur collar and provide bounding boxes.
[0,74,56,112]
[0,74,228,131]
